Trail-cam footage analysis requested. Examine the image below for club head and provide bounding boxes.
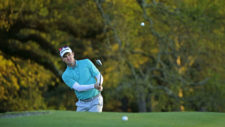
[96,59,102,66]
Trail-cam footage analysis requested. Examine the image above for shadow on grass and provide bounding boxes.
[0,111,50,118]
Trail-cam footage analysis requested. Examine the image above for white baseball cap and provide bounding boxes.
[59,46,72,57]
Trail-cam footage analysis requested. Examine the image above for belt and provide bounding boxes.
[79,94,101,102]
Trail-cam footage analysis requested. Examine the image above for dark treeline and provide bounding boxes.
[0,0,225,112]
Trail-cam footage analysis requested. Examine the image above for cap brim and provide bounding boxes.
[60,48,72,57]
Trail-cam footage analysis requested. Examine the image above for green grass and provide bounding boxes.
[0,111,225,127]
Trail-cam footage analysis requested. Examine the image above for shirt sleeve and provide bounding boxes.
[62,72,95,91]
[62,73,76,89]
[86,59,100,77]
[72,82,95,92]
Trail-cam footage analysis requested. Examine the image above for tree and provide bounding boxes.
[1,0,224,112]
[94,0,225,112]
[0,0,105,112]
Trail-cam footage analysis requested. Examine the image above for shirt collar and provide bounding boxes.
[67,60,78,70]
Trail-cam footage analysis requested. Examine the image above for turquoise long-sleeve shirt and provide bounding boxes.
[62,59,100,100]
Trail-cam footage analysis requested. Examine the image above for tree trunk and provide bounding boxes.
[137,89,147,112]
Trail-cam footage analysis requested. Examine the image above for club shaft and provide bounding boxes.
[99,75,101,86]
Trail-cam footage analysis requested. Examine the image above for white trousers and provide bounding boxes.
[76,94,103,112]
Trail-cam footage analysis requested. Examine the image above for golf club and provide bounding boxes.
[95,59,102,86]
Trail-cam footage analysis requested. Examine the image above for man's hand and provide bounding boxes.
[94,83,103,92]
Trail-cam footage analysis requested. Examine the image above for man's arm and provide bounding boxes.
[62,72,101,92]
[72,82,100,92]
[96,73,103,86]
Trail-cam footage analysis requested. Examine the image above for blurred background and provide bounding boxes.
[0,0,224,113]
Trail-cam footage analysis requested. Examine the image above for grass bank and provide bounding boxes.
[0,111,224,127]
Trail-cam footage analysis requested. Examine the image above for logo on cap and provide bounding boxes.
[59,46,72,57]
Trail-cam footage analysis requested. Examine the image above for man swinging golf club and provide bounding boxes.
[59,46,103,112]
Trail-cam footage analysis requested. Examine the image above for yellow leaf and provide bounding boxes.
[176,56,181,66]
[178,89,183,98]
[112,44,119,51]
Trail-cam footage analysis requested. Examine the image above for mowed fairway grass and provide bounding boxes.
[0,110,225,127]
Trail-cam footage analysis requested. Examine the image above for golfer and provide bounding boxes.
[59,46,103,112]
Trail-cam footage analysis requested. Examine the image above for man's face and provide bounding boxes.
[62,52,75,66]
